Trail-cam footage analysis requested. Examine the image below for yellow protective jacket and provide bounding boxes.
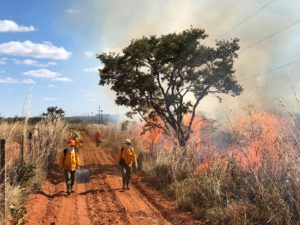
[117,147,137,168]
[59,149,80,171]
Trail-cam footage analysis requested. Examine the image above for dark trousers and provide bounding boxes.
[64,170,75,192]
[96,140,100,147]
[120,165,132,188]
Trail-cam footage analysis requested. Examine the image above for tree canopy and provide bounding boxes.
[42,106,65,121]
[97,27,242,147]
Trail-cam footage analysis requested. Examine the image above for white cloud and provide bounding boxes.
[23,69,73,82]
[14,59,57,67]
[53,77,72,82]
[47,62,57,66]
[24,68,59,78]
[0,20,36,32]
[43,97,61,101]
[84,66,100,73]
[0,41,72,60]
[84,51,95,58]
[15,59,38,65]
[48,84,57,88]
[0,57,7,64]
[66,9,82,14]
[22,79,36,84]
[0,77,36,84]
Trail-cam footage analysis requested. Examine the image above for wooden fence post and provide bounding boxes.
[0,139,6,225]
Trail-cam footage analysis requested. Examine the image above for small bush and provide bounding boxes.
[143,163,173,189]
[9,161,36,187]
[10,203,27,225]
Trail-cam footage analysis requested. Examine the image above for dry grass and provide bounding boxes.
[102,109,300,225]
[173,111,300,224]
[0,118,68,223]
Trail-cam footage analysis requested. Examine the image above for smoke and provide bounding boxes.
[64,0,300,120]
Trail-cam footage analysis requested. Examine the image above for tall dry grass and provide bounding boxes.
[0,118,68,223]
[102,108,300,225]
[176,110,300,224]
[82,121,143,154]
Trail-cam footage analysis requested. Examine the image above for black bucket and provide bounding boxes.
[75,168,90,183]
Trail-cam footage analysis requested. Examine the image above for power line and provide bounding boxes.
[240,58,300,82]
[219,0,276,37]
[240,19,300,54]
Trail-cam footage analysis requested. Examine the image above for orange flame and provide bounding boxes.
[230,112,286,171]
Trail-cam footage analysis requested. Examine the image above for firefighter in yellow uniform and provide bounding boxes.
[68,129,82,151]
[59,140,80,195]
[117,139,138,190]
[95,130,101,147]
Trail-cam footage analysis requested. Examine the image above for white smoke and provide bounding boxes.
[64,0,300,120]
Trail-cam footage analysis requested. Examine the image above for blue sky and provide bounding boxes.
[0,0,299,118]
[0,0,112,117]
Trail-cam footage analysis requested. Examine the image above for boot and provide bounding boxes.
[67,184,71,195]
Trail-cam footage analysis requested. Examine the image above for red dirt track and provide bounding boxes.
[24,133,202,225]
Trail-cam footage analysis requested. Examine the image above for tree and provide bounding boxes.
[42,106,65,121]
[97,27,242,147]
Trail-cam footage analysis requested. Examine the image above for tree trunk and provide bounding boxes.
[177,132,187,148]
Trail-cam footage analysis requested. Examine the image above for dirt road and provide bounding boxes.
[24,133,201,225]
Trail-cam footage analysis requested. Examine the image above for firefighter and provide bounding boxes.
[68,128,82,151]
[59,139,80,195]
[117,139,138,190]
[95,130,101,147]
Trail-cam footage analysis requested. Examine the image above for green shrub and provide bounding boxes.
[9,161,36,187]
[10,203,27,225]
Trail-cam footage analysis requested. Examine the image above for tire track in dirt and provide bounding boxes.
[85,176,130,225]
[24,146,93,225]
[82,133,172,225]
[68,149,93,225]
[25,132,176,225]
[81,136,131,224]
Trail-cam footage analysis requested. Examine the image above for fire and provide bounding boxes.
[139,126,165,147]
[130,110,289,174]
[231,112,286,171]
[194,111,291,174]
[133,118,170,151]
[134,114,213,151]
[183,114,215,154]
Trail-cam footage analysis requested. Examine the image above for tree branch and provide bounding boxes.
[185,85,210,142]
